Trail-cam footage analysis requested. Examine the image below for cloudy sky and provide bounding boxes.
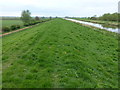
[0,0,119,17]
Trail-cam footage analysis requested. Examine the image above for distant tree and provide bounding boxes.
[41,16,45,19]
[90,15,97,20]
[65,16,69,18]
[50,16,52,19]
[21,10,32,23]
[35,16,40,20]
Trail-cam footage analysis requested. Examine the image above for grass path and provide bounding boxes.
[2,18,118,88]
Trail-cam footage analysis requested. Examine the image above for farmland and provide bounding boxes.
[1,18,51,34]
[1,18,52,28]
[2,18,118,88]
[1,20,23,27]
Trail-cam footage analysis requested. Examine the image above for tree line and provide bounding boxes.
[90,13,120,22]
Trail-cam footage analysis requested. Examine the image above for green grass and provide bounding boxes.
[1,20,23,27]
[2,18,118,88]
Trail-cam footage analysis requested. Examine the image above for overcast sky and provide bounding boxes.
[0,0,119,17]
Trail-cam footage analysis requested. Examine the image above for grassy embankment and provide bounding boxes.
[72,18,119,27]
[2,18,118,88]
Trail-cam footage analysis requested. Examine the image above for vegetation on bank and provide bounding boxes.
[72,18,119,26]
[98,13,119,22]
[69,12,119,26]
[88,13,119,22]
[2,18,118,88]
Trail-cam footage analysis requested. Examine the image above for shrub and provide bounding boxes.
[24,23,29,26]
[11,25,17,30]
[2,27,11,32]
[34,22,38,24]
[29,22,32,25]
[24,21,38,26]
[28,22,35,25]
[32,21,37,25]
[37,21,41,23]
[31,22,35,25]
[16,25,21,29]
[31,22,38,25]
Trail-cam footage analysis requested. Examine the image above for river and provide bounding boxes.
[64,18,119,34]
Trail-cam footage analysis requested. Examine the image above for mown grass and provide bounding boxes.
[2,18,118,88]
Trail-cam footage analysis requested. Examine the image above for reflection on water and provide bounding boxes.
[64,18,119,33]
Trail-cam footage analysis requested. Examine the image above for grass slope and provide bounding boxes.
[2,18,118,88]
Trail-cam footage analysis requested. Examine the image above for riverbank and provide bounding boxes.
[72,18,119,27]
[64,18,118,33]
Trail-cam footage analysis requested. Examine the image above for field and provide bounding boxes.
[2,18,118,88]
[1,20,23,27]
[1,18,51,28]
